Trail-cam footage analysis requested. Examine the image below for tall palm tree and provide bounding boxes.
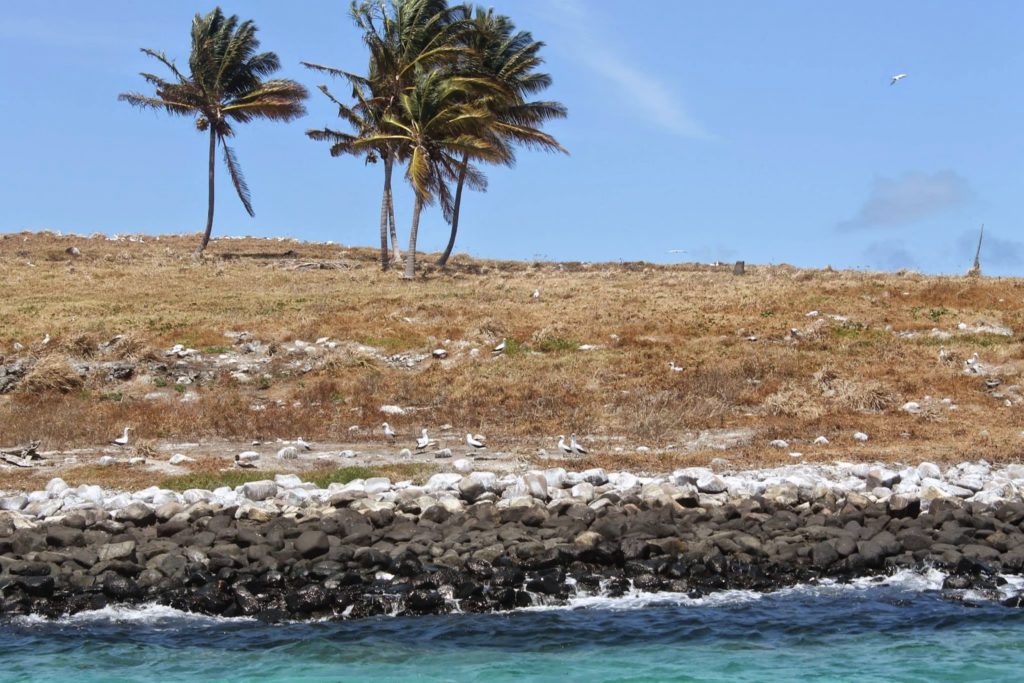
[119,8,308,254]
[435,7,567,267]
[355,70,499,279]
[329,0,467,269]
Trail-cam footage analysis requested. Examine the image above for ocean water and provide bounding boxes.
[3,572,1024,682]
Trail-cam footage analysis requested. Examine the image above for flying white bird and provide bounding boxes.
[382,422,396,439]
[466,433,486,449]
[557,435,572,454]
[492,340,506,354]
[416,429,435,450]
[295,437,313,451]
[111,427,132,446]
[890,73,907,85]
[570,433,588,455]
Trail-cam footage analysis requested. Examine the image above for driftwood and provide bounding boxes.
[0,441,41,467]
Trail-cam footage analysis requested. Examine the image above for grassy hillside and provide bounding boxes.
[1,231,1023,475]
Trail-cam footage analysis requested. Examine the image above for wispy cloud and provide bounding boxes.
[838,170,973,230]
[542,0,711,140]
[862,240,918,270]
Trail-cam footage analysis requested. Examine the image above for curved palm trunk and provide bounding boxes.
[388,186,401,263]
[196,128,217,255]
[436,152,469,268]
[378,156,392,270]
[403,197,423,280]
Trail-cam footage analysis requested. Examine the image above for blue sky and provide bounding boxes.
[1,1,1021,273]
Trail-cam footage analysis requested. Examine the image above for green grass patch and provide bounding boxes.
[358,335,424,353]
[535,337,581,353]
[203,345,231,355]
[159,464,432,492]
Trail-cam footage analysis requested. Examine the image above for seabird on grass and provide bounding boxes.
[382,422,396,439]
[570,433,588,455]
[492,340,506,354]
[466,433,486,449]
[668,361,684,373]
[890,73,907,85]
[111,427,131,446]
[558,435,572,454]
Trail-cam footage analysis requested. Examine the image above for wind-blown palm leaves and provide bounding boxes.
[119,8,308,254]
[305,0,467,270]
[435,6,567,267]
[306,0,565,277]
[354,70,501,279]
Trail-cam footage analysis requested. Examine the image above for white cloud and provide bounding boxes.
[839,170,972,230]
[542,0,711,140]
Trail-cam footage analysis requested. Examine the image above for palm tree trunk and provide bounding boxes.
[196,129,216,255]
[378,156,392,270]
[403,197,423,280]
[388,180,401,263]
[436,152,469,267]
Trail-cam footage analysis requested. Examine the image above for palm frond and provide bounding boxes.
[221,142,254,216]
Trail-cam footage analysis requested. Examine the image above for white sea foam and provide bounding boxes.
[11,603,254,626]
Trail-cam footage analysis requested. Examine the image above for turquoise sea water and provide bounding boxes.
[3,573,1024,682]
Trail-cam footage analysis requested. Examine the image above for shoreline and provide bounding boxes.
[4,460,1024,620]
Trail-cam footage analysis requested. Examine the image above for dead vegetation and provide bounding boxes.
[2,230,1024,482]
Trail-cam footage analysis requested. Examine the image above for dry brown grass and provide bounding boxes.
[2,230,1024,480]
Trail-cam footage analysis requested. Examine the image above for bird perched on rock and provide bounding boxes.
[466,433,486,450]
[234,454,257,469]
[382,422,396,439]
[558,435,572,454]
[571,433,588,455]
[111,427,132,446]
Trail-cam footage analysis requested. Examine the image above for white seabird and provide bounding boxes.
[492,340,506,354]
[570,433,588,455]
[382,422,396,439]
[668,361,684,373]
[466,433,486,449]
[111,427,132,446]
[557,435,572,454]
[890,73,907,85]
[234,454,257,469]
[416,429,435,450]
[295,437,313,451]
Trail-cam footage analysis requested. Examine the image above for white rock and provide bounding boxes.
[901,401,922,414]
[364,477,392,495]
[570,482,595,502]
[916,462,941,479]
[399,448,412,458]
[853,432,869,442]
[45,478,69,497]
[339,450,356,458]
[608,472,639,490]
[276,446,298,460]
[237,451,260,462]
[769,439,789,449]
[183,489,214,505]
[98,456,115,466]
[696,473,727,494]
[672,467,713,486]
[426,473,462,493]
[521,472,549,499]
[169,454,194,465]
[453,458,474,474]
[542,468,568,489]
[380,405,406,415]
[241,481,278,502]
[813,436,829,445]
[580,468,608,486]
[274,474,303,489]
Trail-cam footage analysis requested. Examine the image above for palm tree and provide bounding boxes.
[119,8,308,254]
[302,0,466,270]
[356,70,499,279]
[435,7,567,267]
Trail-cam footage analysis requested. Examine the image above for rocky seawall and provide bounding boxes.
[4,461,1024,620]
